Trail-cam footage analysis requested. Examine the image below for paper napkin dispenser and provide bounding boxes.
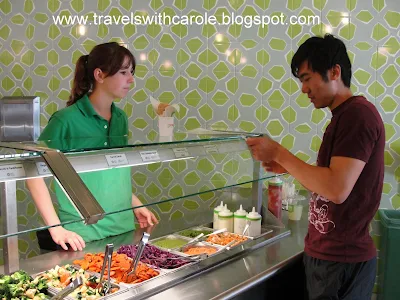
[0,96,40,142]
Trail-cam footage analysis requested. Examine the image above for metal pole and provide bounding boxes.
[1,181,19,273]
[251,160,263,213]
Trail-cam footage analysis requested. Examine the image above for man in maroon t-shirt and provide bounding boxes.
[247,34,384,300]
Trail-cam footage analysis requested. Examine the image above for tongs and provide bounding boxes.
[97,243,114,294]
[50,276,83,300]
[124,232,150,279]
[242,222,250,236]
[209,228,227,235]
[184,253,208,260]
[187,233,204,244]
[221,240,236,251]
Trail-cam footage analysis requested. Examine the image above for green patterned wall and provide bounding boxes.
[0,0,399,291]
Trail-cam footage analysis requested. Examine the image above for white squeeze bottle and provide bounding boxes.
[246,207,262,237]
[213,201,224,230]
[218,205,234,232]
[234,205,248,234]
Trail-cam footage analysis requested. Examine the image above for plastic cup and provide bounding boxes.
[287,195,306,221]
[288,203,303,221]
[158,117,174,136]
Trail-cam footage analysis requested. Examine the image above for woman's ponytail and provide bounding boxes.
[67,43,135,107]
[67,55,91,107]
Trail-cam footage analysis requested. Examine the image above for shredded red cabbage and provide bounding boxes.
[117,244,190,269]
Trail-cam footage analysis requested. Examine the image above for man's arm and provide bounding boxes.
[275,147,365,204]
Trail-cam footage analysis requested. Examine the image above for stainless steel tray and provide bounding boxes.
[175,226,215,238]
[33,265,127,300]
[173,241,222,258]
[148,234,192,250]
[143,246,195,273]
[118,266,167,288]
[72,259,167,290]
[202,232,253,248]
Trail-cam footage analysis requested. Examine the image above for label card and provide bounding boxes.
[140,150,160,162]
[173,147,189,158]
[204,145,219,154]
[105,154,129,167]
[0,164,26,179]
[36,162,50,175]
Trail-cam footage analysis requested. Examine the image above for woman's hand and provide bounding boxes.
[48,226,86,251]
[133,207,159,228]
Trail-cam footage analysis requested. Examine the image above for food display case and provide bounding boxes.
[0,129,289,299]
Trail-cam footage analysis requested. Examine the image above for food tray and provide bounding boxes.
[117,243,193,273]
[174,241,222,258]
[204,232,253,248]
[157,260,194,273]
[175,226,215,238]
[74,259,166,288]
[33,265,127,300]
[149,234,191,250]
[117,267,167,288]
[47,282,124,300]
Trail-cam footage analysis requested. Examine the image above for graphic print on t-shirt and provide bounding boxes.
[309,192,335,234]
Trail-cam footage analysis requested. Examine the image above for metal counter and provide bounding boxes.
[146,210,308,300]
[0,208,308,300]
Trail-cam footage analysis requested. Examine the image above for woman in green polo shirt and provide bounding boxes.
[27,42,158,251]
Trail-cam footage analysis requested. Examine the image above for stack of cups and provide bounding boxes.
[288,195,306,221]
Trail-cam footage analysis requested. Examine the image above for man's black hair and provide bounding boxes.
[291,34,352,88]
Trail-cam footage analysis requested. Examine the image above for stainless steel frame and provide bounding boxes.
[0,136,288,290]
[0,221,292,299]
[0,140,249,181]
[0,181,19,273]
[0,144,106,273]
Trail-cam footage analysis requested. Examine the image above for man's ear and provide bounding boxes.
[330,64,341,81]
[93,68,105,83]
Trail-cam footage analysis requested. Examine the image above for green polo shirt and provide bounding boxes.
[39,94,135,242]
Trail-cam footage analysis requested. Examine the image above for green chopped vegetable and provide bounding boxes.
[0,270,48,299]
[152,238,188,249]
[178,229,213,238]
[88,275,97,284]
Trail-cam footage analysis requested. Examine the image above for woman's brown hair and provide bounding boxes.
[67,42,136,106]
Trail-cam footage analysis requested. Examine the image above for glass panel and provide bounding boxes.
[0,128,263,154]
[0,132,280,247]
[0,172,279,240]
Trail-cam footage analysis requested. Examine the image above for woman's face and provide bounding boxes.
[101,56,134,99]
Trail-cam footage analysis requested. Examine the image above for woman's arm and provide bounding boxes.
[132,194,159,228]
[26,178,86,251]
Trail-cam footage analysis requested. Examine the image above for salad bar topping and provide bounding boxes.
[35,265,119,300]
[118,244,190,269]
[206,232,248,247]
[73,253,159,284]
[177,229,213,238]
[151,238,188,249]
[183,246,217,255]
[0,270,48,300]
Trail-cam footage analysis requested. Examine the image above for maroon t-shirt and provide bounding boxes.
[304,96,385,263]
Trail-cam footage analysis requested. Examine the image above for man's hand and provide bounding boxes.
[48,226,86,251]
[246,136,281,162]
[262,161,287,174]
[133,207,159,228]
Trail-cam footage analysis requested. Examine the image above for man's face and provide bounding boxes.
[297,61,336,109]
